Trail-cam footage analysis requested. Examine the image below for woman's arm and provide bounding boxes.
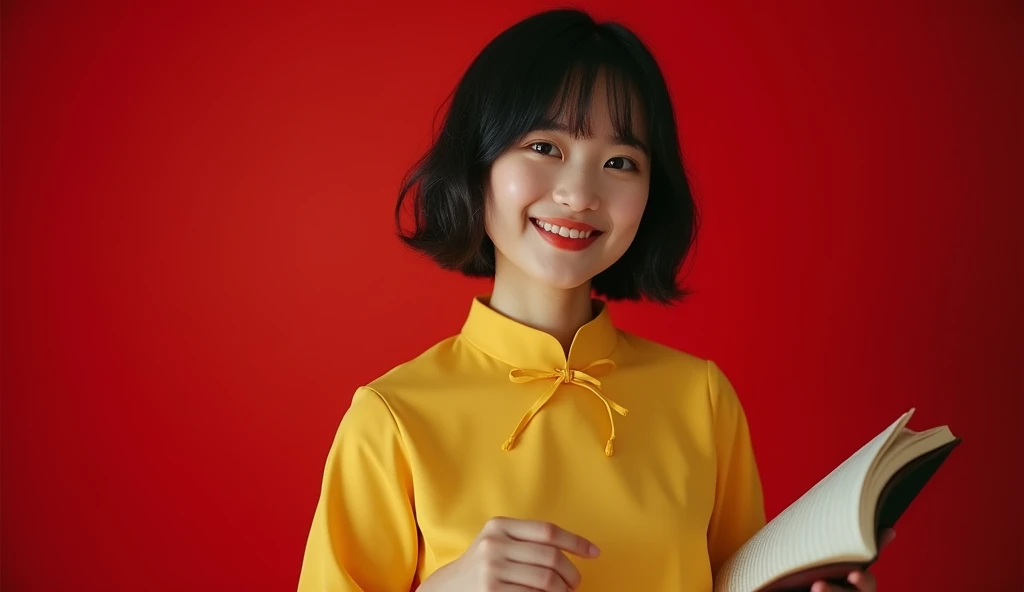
[706,360,767,575]
[297,387,419,591]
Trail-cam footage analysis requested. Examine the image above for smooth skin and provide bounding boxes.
[482,73,650,352]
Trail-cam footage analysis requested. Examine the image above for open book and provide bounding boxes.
[713,408,961,592]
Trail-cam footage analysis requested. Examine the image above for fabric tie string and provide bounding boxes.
[502,358,627,456]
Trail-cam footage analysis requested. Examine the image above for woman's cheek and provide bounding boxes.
[490,158,544,217]
[608,185,649,233]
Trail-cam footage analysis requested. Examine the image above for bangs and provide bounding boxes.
[540,62,649,154]
[475,26,652,160]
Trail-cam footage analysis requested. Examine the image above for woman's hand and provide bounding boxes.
[417,517,600,592]
[810,528,897,592]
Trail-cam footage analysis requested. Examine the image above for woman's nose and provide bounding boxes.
[552,170,600,212]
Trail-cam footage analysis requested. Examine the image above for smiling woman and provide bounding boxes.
[393,14,696,306]
[484,74,653,295]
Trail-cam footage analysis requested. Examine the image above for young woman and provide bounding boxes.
[298,9,893,592]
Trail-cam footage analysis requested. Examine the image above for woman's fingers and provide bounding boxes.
[809,569,878,592]
[487,517,600,558]
[503,540,582,590]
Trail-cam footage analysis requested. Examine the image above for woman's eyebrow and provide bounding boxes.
[613,134,649,156]
[532,120,650,156]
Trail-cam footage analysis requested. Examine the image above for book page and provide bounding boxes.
[868,426,953,495]
[714,412,910,592]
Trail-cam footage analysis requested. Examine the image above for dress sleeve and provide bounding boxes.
[706,360,767,575]
[297,386,419,591]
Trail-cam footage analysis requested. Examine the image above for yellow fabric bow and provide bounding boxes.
[502,358,628,456]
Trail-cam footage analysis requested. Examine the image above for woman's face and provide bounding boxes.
[484,81,651,293]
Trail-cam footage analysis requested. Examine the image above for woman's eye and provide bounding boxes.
[529,142,561,158]
[605,157,638,171]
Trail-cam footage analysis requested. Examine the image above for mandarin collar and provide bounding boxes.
[460,296,619,371]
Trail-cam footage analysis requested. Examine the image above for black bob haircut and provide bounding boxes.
[395,9,698,303]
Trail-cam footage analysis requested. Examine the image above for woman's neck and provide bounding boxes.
[487,262,596,356]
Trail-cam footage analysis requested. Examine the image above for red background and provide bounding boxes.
[3,1,1020,590]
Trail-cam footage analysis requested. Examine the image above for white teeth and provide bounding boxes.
[533,219,595,239]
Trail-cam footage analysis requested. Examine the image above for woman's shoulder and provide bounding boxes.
[361,333,460,381]
[615,329,710,371]
[614,329,739,398]
[352,330,500,406]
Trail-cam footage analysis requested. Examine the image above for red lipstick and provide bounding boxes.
[530,217,602,252]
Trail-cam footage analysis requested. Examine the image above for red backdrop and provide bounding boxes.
[3,1,1020,590]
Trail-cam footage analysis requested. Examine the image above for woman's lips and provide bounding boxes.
[530,217,602,251]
